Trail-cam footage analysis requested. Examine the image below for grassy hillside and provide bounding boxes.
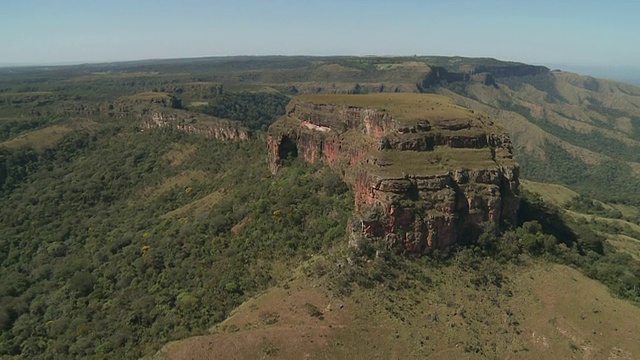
[157,253,640,360]
[440,70,640,205]
[523,179,640,269]
[3,56,640,359]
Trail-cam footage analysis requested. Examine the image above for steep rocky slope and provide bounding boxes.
[268,94,519,253]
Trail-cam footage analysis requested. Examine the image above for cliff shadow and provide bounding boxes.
[518,192,578,248]
[450,180,480,247]
[278,135,298,165]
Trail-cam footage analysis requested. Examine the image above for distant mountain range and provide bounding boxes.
[547,63,640,85]
[1,57,638,84]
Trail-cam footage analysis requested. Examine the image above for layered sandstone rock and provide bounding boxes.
[141,111,249,140]
[267,93,519,254]
[37,92,249,141]
[124,94,249,140]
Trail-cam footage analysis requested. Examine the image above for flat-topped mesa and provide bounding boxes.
[267,93,519,254]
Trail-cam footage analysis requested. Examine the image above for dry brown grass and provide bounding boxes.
[156,260,640,360]
[160,190,224,220]
[606,234,640,261]
[611,203,640,219]
[0,91,54,97]
[138,170,208,207]
[125,92,173,100]
[520,179,579,207]
[566,210,640,234]
[315,64,361,73]
[372,61,430,72]
[162,144,197,167]
[185,81,218,86]
[156,275,353,360]
[154,170,206,194]
[66,72,189,82]
[188,101,209,107]
[368,147,497,177]
[295,93,482,126]
[511,264,640,359]
[0,125,72,150]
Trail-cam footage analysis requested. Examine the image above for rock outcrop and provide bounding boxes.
[110,93,250,140]
[267,93,519,254]
[23,91,250,141]
[141,111,249,140]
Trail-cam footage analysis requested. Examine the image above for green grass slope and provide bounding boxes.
[523,179,640,270]
[442,69,640,205]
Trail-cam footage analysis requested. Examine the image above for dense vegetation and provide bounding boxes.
[323,190,640,305]
[3,55,640,358]
[517,141,640,205]
[201,92,290,131]
[0,125,352,359]
[0,118,49,142]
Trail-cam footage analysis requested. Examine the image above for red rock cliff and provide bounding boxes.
[267,93,519,254]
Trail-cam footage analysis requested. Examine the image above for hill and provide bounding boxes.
[2,56,640,359]
[157,256,640,359]
[267,93,519,254]
[6,55,634,206]
[0,129,353,358]
[436,69,640,205]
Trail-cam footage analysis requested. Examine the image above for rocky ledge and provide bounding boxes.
[140,111,249,140]
[267,93,519,254]
[125,93,250,141]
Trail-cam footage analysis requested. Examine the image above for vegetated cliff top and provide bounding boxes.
[281,93,515,178]
[269,93,519,253]
[368,147,498,178]
[295,92,485,127]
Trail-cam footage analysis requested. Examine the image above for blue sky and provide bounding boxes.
[1,0,639,78]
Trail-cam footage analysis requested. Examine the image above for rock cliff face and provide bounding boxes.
[118,94,249,140]
[141,111,249,140]
[267,93,519,254]
[29,92,249,141]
